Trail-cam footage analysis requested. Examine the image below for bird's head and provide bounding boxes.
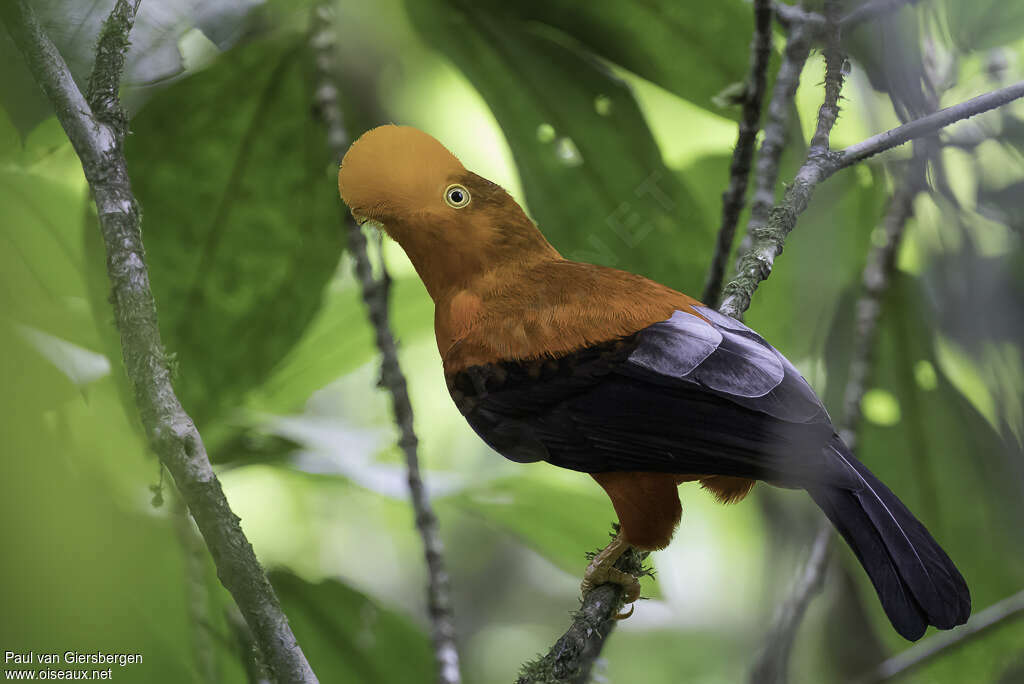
[338,125,559,300]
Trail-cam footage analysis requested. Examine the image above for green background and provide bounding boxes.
[2,0,1024,682]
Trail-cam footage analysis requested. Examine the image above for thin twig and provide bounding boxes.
[747,145,928,683]
[742,6,856,681]
[719,76,1024,317]
[517,532,647,684]
[310,7,461,684]
[733,18,814,296]
[749,522,833,684]
[839,150,928,449]
[837,80,1024,169]
[702,0,774,305]
[721,0,846,318]
[856,588,1024,683]
[0,2,317,682]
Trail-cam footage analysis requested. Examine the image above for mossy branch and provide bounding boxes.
[0,2,317,681]
[517,528,649,684]
[702,0,774,305]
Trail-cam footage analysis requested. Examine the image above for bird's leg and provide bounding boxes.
[580,531,642,619]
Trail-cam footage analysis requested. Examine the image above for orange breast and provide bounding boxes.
[437,259,703,374]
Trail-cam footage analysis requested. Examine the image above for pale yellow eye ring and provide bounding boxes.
[444,184,471,208]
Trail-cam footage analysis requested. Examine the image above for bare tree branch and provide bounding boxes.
[747,144,928,683]
[720,0,846,318]
[856,588,1024,683]
[719,73,1024,317]
[702,0,774,305]
[839,150,928,449]
[517,530,647,684]
[749,522,833,684]
[310,7,461,684]
[837,81,1024,169]
[732,18,814,300]
[0,2,317,682]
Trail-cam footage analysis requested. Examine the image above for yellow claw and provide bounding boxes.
[580,531,642,618]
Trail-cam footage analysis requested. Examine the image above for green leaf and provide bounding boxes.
[1,0,264,134]
[406,0,715,295]
[0,165,112,408]
[843,4,932,121]
[36,0,262,86]
[442,474,616,576]
[943,0,1024,51]
[823,275,1024,641]
[124,38,344,424]
[0,169,94,341]
[270,571,434,683]
[246,271,432,418]
[459,0,756,120]
[0,402,201,683]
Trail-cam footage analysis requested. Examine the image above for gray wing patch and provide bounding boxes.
[690,328,784,397]
[694,305,756,334]
[694,304,825,416]
[624,307,831,425]
[627,310,722,376]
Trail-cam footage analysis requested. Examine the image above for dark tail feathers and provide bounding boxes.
[807,437,970,640]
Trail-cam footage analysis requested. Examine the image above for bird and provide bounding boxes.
[337,124,970,641]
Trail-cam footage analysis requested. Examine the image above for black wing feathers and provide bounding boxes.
[809,439,970,639]
[449,307,970,639]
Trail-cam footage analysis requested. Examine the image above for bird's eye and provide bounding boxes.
[444,184,471,208]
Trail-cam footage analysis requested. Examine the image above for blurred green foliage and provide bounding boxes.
[2,0,1024,682]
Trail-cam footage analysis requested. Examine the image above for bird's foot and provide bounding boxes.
[580,532,641,619]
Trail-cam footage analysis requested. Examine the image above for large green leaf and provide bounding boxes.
[246,271,432,418]
[0,392,207,683]
[823,275,1024,649]
[943,0,1024,52]
[123,38,344,424]
[843,3,932,122]
[406,0,714,295]
[462,0,754,120]
[0,155,112,410]
[1,0,264,134]
[442,474,620,577]
[270,571,434,683]
[0,168,97,346]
